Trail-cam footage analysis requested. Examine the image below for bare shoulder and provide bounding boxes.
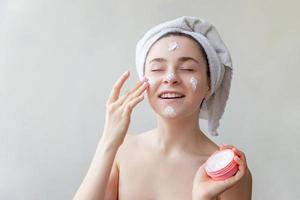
[116,134,137,157]
[119,132,142,149]
[116,131,150,164]
[220,168,253,200]
[120,130,152,148]
[200,135,220,156]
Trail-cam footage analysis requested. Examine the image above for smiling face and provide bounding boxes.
[144,35,211,119]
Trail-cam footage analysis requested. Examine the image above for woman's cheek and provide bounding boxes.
[145,75,159,87]
[144,76,157,97]
[148,77,156,86]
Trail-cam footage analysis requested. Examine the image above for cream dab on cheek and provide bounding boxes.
[168,41,179,51]
[190,77,198,92]
[147,78,155,86]
[144,75,155,86]
[164,106,176,118]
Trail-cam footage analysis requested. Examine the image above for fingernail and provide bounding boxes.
[141,76,148,82]
[143,82,149,86]
[123,70,129,76]
[235,156,240,161]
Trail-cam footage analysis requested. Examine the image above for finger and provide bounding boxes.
[234,155,242,165]
[234,156,246,178]
[225,167,245,186]
[127,76,148,95]
[232,147,244,158]
[223,143,234,148]
[193,163,208,184]
[130,81,149,99]
[219,143,234,150]
[224,157,246,186]
[235,156,246,177]
[116,77,148,105]
[232,148,245,161]
[114,89,130,106]
[219,145,248,169]
[122,81,149,106]
[233,149,248,168]
[122,94,145,118]
[107,71,130,104]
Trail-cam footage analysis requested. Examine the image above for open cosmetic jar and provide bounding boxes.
[205,149,239,181]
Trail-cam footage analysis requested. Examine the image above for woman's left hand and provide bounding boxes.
[192,144,249,200]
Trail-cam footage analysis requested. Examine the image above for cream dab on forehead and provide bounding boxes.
[190,77,198,92]
[164,106,176,118]
[168,41,179,51]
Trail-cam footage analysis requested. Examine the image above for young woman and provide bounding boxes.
[74,16,252,200]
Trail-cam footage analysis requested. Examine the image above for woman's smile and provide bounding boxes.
[158,95,185,105]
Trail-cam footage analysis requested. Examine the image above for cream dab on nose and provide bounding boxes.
[166,73,175,82]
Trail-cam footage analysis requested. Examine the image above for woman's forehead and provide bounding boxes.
[145,35,204,64]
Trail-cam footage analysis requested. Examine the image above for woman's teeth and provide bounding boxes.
[159,93,184,99]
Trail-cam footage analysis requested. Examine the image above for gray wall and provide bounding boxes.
[1,0,299,199]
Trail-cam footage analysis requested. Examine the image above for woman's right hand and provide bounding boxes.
[101,70,149,147]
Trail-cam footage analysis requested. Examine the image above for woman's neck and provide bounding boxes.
[153,112,209,156]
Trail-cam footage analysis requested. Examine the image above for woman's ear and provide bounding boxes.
[204,85,211,99]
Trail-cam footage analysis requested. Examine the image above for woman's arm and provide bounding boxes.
[103,152,120,200]
[73,71,149,200]
[73,137,120,200]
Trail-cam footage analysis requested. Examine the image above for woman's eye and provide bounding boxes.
[181,69,194,71]
[151,69,163,72]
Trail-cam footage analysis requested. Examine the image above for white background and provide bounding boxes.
[1,0,299,199]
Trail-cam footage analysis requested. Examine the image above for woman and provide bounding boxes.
[74,16,252,200]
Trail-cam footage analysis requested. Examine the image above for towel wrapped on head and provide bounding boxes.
[135,16,233,136]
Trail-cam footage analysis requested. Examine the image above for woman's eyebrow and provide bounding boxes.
[148,57,166,64]
[148,57,200,64]
[178,57,200,64]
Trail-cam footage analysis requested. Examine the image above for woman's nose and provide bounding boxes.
[163,72,180,85]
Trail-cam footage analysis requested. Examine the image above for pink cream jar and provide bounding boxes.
[204,149,239,181]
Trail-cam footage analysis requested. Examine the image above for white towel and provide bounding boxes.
[135,16,233,136]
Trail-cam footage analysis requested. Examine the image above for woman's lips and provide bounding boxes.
[158,96,185,104]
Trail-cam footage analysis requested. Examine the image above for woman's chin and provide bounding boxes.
[157,106,185,119]
[153,105,199,120]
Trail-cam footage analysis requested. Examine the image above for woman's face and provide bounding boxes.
[144,35,211,119]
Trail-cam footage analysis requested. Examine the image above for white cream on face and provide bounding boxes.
[190,77,198,92]
[165,72,175,82]
[164,106,176,117]
[147,78,155,86]
[168,41,179,51]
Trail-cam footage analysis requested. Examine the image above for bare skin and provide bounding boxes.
[74,35,252,200]
[117,130,221,200]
